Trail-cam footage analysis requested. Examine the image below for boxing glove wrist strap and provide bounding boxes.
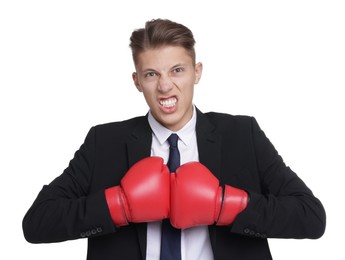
[105,186,128,226]
[216,185,249,226]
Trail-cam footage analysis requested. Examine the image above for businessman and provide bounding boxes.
[23,18,326,260]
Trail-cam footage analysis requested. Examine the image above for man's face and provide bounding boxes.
[133,46,202,132]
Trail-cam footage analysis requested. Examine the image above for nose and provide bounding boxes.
[158,74,174,93]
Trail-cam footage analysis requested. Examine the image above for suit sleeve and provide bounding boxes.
[231,117,326,239]
[22,127,116,243]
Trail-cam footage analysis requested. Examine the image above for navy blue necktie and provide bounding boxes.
[160,133,181,260]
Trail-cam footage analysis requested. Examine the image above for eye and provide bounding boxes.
[173,67,184,73]
[145,71,157,78]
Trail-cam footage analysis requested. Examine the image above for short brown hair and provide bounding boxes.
[129,19,196,65]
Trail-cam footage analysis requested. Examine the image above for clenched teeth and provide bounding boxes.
[160,98,177,108]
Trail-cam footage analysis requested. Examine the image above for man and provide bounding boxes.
[23,19,326,260]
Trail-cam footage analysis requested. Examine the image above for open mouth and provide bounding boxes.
[159,97,177,108]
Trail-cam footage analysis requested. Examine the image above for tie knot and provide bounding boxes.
[167,134,179,148]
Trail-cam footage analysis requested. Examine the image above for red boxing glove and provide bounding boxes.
[170,162,248,229]
[217,185,249,226]
[105,157,170,226]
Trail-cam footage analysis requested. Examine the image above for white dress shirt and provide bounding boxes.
[146,106,214,260]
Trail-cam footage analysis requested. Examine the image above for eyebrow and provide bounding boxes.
[140,63,187,73]
[171,63,187,70]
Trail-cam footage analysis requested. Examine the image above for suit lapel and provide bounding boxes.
[195,108,222,180]
[126,116,152,166]
[126,116,152,259]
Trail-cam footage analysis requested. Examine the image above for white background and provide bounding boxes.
[1,0,344,259]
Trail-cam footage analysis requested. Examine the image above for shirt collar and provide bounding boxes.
[148,106,197,146]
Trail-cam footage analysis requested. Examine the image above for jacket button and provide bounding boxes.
[244,228,250,234]
[91,229,97,235]
[96,227,102,233]
[80,232,86,238]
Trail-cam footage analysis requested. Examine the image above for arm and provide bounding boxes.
[22,127,114,243]
[230,117,326,239]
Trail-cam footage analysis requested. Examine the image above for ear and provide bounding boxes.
[194,62,203,84]
[132,72,143,92]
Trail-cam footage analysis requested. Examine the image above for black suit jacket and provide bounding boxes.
[23,109,326,260]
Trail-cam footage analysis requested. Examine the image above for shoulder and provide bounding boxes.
[203,111,254,129]
[197,110,266,139]
[94,115,147,131]
[85,115,148,140]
